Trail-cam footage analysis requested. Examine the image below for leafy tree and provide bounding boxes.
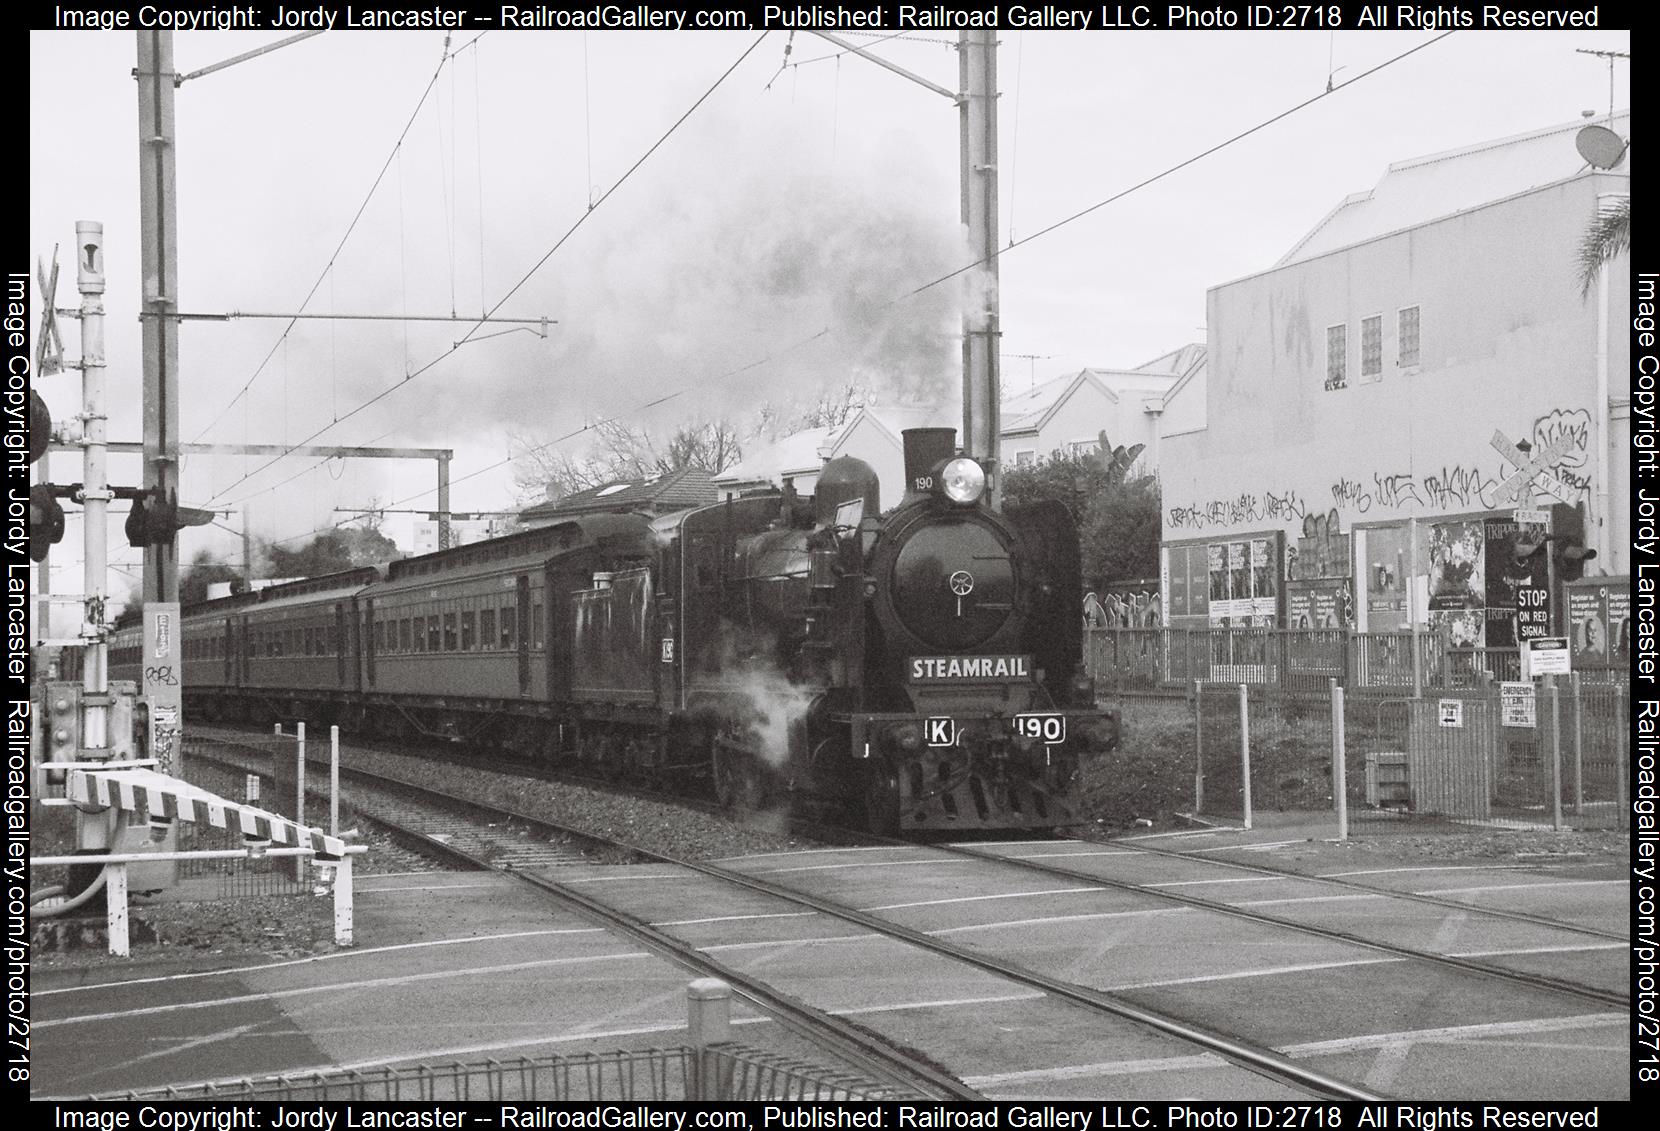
[262,525,401,579]
[181,549,246,606]
[1578,195,1629,297]
[1002,434,1160,590]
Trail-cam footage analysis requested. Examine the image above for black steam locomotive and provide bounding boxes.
[111,428,1119,832]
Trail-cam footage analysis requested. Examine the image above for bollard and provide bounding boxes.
[1545,676,1562,832]
[106,861,129,957]
[686,978,732,1101]
[1330,679,1348,841]
[333,853,354,946]
[1239,683,1253,831]
[330,725,341,837]
[1192,680,1204,814]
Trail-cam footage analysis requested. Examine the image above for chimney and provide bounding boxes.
[901,428,957,503]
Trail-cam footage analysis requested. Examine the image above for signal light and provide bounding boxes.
[1547,501,1597,583]
[28,483,65,562]
[1555,541,1597,583]
[28,389,50,464]
[125,488,216,547]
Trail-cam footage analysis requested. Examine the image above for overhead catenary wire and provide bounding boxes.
[190,33,486,445]
[203,32,770,510]
[254,31,1454,548]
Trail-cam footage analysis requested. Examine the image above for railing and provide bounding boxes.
[1085,627,1628,694]
[92,981,917,1102]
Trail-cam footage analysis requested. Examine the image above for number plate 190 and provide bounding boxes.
[1013,713,1066,743]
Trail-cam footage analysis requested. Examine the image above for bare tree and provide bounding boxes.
[510,417,744,505]
[751,381,873,441]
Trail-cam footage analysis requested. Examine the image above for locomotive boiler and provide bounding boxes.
[117,429,1118,833]
[658,426,1119,831]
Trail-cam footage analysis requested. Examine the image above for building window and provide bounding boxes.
[1014,450,1035,467]
[1066,439,1097,457]
[1360,315,1382,383]
[1398,305,1420,369]
[1325,324,1347,390]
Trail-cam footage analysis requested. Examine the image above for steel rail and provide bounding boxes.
[1113,834,1628,943]
[933,839,1629,1010]
[188,736,975,1101]
[222,740,1369,1101]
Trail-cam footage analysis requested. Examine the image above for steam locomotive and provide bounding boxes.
[109,428,1119,832]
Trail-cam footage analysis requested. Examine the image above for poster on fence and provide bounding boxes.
[1287,578,1352,630]
[1566,579,1629,667]
[1483,516,1547,649]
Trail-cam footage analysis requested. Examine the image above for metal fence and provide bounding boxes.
[1086,627,1628,694]
[176,732,316,897]
[93,1043,915,1102]
[1124,675,1628,835]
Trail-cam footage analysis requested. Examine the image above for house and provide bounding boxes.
[517,468,717,526]
[1158,113,1630,656]
[713,404,957,511]
[999,347,1203,473]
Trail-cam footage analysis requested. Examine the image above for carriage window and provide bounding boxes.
[501,606,515,648]
[480,608,496,649]
[400,619,412,652]
[461,610,475,651]
[427,616,441,652]
[443,613,458,651]
[374,621,386,651]
[328,624,339,653]
[412,616,425,652]
[532,602,544,649]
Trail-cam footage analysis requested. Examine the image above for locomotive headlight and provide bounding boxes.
[938,458,986,505]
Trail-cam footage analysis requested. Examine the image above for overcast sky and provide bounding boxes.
[28,25,1630,592]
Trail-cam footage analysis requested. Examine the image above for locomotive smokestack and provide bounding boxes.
[902,428,957,503]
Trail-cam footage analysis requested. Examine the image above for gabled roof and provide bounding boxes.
[519,467,716,521]
[1278,112,1630,267]
[713,426,841,486]
[1132,342,1206,380]
[1000,371,1114,435]
[999,348,1198,436]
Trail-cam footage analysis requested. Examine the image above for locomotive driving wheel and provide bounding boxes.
[861,756,903,836]
[713,737,770,813]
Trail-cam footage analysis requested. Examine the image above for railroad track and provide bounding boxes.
[186,732,1372,1100]
[183,729,1626,1098]
[1101,832,1629,943]
[185,733,970,1100]
[922,835,1629,1009]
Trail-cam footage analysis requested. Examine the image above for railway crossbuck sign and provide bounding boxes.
[1489,431,1576,507]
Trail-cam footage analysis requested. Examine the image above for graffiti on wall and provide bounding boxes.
[1084,591,1162,628]
[1168,488,1308,531]
[1170,407,1592,534]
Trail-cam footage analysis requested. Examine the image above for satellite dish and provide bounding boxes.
[1575,124,1627,169]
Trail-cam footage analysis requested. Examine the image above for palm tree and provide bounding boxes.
[1578,196,1630,297]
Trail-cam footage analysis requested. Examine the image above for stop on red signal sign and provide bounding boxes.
[1516,583,1550,640]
